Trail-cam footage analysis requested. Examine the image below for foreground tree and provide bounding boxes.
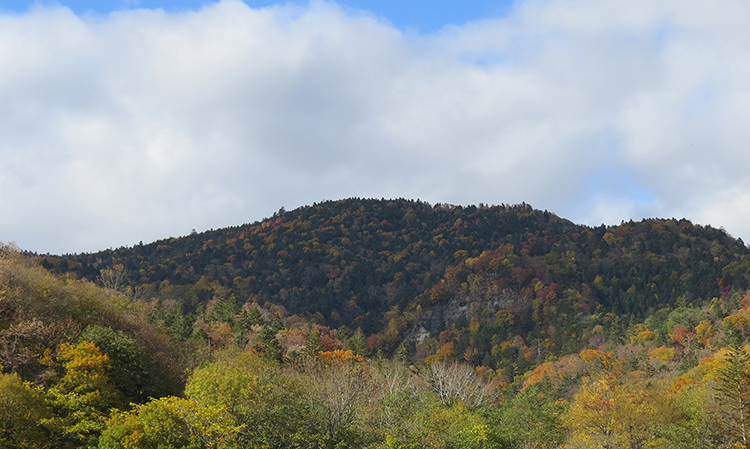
[563,373,678,449]
[43,342,121,448]
[485,381,569,449]
[0,372,51,448]
[658,377,725,449]
[420,362,498,410]
[79,325,151,404]
[297,349,374,446]
[97,396,237,449]
[185,348,317,448]
[378,402,493,449]
[717,342,750,449]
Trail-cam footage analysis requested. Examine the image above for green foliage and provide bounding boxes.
[98,397,203,449]
[0,372,51,448]
[716,342,750,447]
[484,381,568,449]
[238,307,265,330]
[255,324,283,362]
[657,380,725,449]
[79,325,151,403]
[185,349,318,448]
[97,396,238,449]
[345,328,371,357]
[150,301,196,341]
[381,403,494,449]
[206,295,240,325]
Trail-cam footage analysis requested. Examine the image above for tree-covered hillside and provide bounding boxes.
[48,199,583,332]
[47,199,750,336]
[9,199,750,447]
[38,198,750,380]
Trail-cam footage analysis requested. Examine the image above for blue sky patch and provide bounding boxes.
[2,0,516,33]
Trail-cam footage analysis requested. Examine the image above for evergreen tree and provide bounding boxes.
[717,342,750,448]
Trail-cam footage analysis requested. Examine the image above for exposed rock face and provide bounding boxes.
[405,289,520,342]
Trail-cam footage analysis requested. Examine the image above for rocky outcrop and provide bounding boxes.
[404,289,520,342]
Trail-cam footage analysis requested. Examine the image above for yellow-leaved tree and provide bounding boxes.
[42,341,121,448]
[563,372,678,449]
[97,396,239,449]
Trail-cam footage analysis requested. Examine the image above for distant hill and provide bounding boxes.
[44,199,750,340]
[45,199,581,330]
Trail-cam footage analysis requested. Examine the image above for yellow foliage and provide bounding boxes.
[408,404,489,449]
[495,310,514,327]
[43,342,120,446]
[682,353,726,383]
[564,375,678,449]
[469,317,480,334]
[648,346,675,361]
[57,341,112,381]
[695,320,713,340]
[723,313,749,335]
[631,330,657,345]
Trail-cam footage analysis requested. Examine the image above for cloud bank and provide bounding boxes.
[1,0,749,253]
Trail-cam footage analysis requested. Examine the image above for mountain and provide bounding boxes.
[42,199,750,357]
[45,199,582,330]
[7,198,750,447]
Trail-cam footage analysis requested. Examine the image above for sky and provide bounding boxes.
[1,0,750,255]
[1,0,515,32]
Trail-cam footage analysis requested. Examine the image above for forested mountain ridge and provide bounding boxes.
[7,199,750,447]
[38,198,750,375]
[47,198,750,326]
[47,199,588,331]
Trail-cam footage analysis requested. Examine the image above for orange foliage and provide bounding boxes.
[320,332,344,352]
[524,361,557,389]
[579,349,615,368]
[670,327,693,348]
[436,342,456,359]
[523,350,618,391]
[316,349,364,364]
[669,375,700,394]
[204,322,234,348]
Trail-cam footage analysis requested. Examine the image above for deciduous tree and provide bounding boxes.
[0,372,51,448]
[43,342,121,448]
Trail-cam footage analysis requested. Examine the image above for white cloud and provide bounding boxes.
[1,0,750,253]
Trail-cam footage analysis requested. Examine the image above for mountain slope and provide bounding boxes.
[48,199,585,331]
[44,198,750,345]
